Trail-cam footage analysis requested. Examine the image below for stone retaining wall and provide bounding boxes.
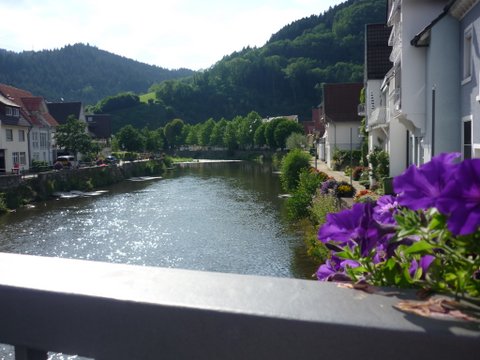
[0,174,22,191]
[0,160,164,208]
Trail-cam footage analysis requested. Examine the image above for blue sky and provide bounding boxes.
[0,0,346,70]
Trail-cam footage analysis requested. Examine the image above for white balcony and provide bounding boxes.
[367,106,387,129]
[358,103,366,117]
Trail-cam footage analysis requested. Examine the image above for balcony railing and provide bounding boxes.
[367,106,387,128]
[357,103,365,117]
[0,252,478,360]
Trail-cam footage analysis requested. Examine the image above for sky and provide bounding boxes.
[0,0,346,71]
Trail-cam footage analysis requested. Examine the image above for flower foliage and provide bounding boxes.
[317,153,480,299]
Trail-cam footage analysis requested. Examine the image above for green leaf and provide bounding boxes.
[403,240,434,255]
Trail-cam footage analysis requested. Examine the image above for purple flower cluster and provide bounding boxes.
[320,179,337,195]
[316,153,480,282]
[317,200,397,280]
[394,153,480,235]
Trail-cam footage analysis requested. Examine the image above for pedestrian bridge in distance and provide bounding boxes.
[0,252,478,360]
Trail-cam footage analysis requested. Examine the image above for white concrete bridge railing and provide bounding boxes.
[0,252,478,360]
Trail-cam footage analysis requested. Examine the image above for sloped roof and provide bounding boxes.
[0,84,33,102]
[86,114,112,139]
[21,97,43,111]
[20,97,44,126]
[323,83,363,123]
[365,24,392,80]
[0,84,59,127]
[0,92,20,108]
[46,102,83,124]
[43,112,59,127]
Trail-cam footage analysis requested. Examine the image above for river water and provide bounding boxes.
[0,160,316,278]
[0,160,317,359]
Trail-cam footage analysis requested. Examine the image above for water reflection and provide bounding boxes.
[0,161,320,359]
[0,161,317,278]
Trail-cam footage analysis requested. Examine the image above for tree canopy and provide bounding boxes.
[55,115,94,158]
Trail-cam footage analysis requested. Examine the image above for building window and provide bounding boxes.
[463,119,472,159]
[463,27,473,83]
[32,132,39,149]
[12,152,19,165]
[13,108,19,117]
[6,129,13,142]
[18,130,25,142]
[20,152,26,165]
[40,132,47,148]
[33,152,40,161]
[6,107,12,116]
[12,152,27,166]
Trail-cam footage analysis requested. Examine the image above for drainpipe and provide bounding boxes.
[27,123,33,170]
[431,86,436,157]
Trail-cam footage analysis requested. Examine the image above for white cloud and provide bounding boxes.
[0,0,346,70]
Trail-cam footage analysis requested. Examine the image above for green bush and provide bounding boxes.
[0,193,8,214]
[286,168,325,219]
[368,149,389,180]
[280,149,311,192]
[309,193,340,226]
[31,160,49,173]
[332,149,362,170]
[304,226,328,264]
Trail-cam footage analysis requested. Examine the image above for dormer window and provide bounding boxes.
[5,107,19,117]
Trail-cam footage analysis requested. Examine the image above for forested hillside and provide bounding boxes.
[0,43,194,104]
[1,0,386,131]
[99,0,386,131]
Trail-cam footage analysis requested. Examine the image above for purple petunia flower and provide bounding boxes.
[393,153,460,210]
[436,158,480,235]
[409,255,435,279]
[318,202,386,257]
[316,255,359,281]
[373,195,399,225]
[318,203,365,247]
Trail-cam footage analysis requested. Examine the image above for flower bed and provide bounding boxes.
[316,153,480,299]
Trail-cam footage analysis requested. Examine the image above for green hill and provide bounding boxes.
[100,0,386,131]
[0,43,194,104]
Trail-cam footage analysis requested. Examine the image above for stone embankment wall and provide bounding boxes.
[0,160,164,209]
[0,174,21,191]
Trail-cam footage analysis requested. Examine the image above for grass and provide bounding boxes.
[139,92,156,103]
[171,157,194,163]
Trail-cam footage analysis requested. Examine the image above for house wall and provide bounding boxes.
[325,121,362,168]
[30,128,54,165]
[460,2,480,158]
[423,14,461,162]
[388,118,408,176]
[1,125,29,172]
[400,1,448,135]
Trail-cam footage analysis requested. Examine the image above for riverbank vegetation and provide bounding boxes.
[278,149,350,269]
[111,112,305,155]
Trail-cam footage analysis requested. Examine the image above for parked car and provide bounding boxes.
[56,155,74,168]
[105,155,118,164]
